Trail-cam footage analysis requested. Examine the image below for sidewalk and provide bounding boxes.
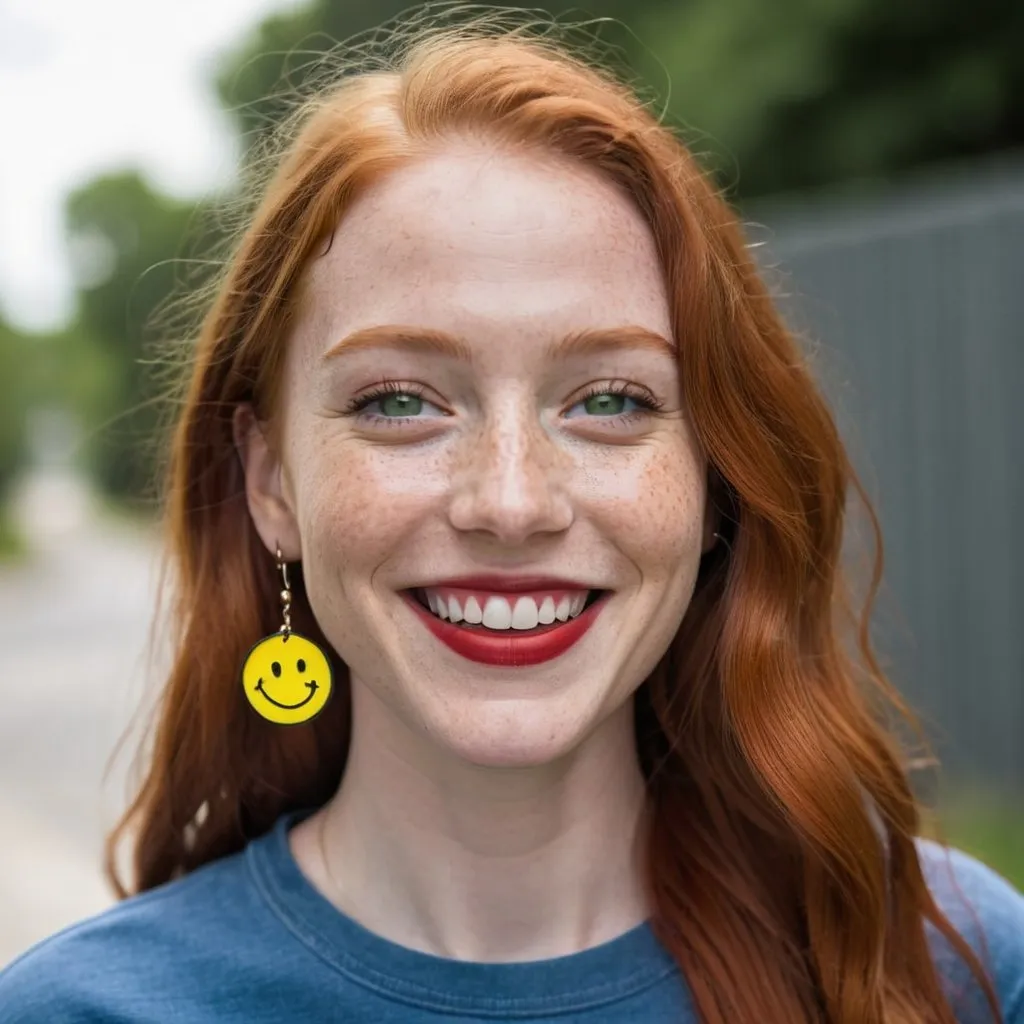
[0,475,162,966]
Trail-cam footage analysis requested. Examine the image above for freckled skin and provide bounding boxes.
[249,141,715,769]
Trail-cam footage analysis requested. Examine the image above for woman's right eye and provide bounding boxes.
[345,384,445,425]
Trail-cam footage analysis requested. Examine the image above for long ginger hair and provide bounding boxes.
[107,11,1002,1023]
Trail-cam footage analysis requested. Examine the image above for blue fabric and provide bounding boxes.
[1,811,1021,1022]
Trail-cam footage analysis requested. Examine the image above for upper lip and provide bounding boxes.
[408,574,603,593]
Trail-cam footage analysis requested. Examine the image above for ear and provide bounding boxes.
[233,404,301,561]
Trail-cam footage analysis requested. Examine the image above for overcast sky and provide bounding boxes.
[0,0,305,331]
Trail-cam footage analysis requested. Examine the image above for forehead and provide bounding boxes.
[297,143,672,356]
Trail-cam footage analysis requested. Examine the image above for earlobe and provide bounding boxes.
[232,404,301,560]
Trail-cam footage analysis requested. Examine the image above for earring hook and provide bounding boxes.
[276,545,292,637]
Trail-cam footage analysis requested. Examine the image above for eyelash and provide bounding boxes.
[344,379,665,429]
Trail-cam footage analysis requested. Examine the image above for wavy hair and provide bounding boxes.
[106,9,1002,1023]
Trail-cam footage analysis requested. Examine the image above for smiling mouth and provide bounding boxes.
[254,679,318,710]
[407,587,606,632]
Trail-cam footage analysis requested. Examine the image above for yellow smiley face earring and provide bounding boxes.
[241,547,333,725]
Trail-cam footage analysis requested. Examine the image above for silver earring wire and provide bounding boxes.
[276,545,292,637]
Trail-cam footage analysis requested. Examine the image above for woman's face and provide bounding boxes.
[242,142,715,768]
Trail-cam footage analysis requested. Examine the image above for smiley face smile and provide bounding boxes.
[254,678,319,710]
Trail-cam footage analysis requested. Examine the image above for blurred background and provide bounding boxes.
[1,0,1021,967]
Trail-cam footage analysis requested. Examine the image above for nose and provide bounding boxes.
[446,396,574,546]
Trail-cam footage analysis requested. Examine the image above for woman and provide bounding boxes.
[2,14,1022,1024]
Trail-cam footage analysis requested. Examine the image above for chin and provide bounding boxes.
[426,699,594,770]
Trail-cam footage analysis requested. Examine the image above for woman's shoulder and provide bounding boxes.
[0,847,264,1022]
[915,837,1024,1020]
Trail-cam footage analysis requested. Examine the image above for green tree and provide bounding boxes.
[219,0,1024,199]
[631,0,1024,197]
[0,312,110,556]
[0,316,29,502]
[217,0,659,155]
[64,171,218,504]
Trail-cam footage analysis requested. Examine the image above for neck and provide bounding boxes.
[291,688,652,963]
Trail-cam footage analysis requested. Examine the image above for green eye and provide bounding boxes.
[347,386,432,420]
[378,393,423,417]
[581,393,630,416]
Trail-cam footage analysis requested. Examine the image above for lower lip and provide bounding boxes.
[401,591,611,667]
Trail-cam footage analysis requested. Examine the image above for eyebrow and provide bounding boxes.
[322,324,676,364]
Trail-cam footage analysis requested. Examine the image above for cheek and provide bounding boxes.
[292,438,445,580]
[581,440,706,573]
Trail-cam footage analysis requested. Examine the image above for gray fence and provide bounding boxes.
[751,155,1024,800]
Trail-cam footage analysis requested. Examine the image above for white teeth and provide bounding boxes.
[421,590,592,630]
[510,597,539,630]
[462,595,483,624]
[482,596,513,630]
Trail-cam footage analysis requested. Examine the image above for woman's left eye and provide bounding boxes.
[565,390,657,419]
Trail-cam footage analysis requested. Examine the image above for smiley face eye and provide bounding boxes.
[297,658,307,673]
[271,661,282,677]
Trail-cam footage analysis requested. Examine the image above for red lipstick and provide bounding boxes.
[401,590,610,667]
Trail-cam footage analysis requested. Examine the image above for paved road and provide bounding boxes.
[0,501,161,967]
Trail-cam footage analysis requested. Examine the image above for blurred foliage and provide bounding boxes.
[0,318,29,503]
[0,315,113,464]
[628,0,1024,196]
[218,0,1024,197]
[1,0,1019,510]
[63,172,220,505]
[0,314,107,488]
[0,510,24,560]
[216,0,656,150]
[0,310,111,553]
[922,789,1024,891]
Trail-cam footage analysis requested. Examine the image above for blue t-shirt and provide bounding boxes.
[1,811,1022,1022]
